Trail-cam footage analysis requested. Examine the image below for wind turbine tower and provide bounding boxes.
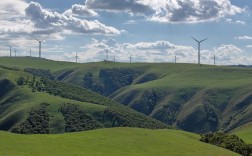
[130,55,132,63]
[75,52,79,63]
[9,46,12,57]
[192,37,208,66]
[33,36,47,59]
[14,48,17,57]
[213,52,217,66]
[29,48,32,57]
[106,49,108,61]
[175,55,177,63]
[27,48,32,57]
[113,55,116,62]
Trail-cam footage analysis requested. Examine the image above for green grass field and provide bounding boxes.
[232,122,252,144]
[0,127,239,156]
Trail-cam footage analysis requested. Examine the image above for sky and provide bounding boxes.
[0,0,252,65]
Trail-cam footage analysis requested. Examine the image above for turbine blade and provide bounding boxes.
[200,38,208,43]
[192,37,200,43]
[30,35,39,41]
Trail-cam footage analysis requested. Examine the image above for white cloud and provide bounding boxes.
[246,45,252,48]
[235,20,246,25]
[79,39,196,63]
[235,36,252,40]
[124,20,137,25]
[64,4,98,17]
[0,0,28,18]
[149,0,245,23]
[25,2,120,35]
[72,4,98,17]
[0,1,120,54]
[226,19,246,25]
[200,44,246,65]
[85,0,154,15]
[72,39,250,65]
[85,0,245,23]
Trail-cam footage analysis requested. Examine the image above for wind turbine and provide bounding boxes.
[212,52,217,66]
[14,48,17,57]
[74,52,80,63]
[9,46,12,57]
[130,55,132,63]
[192,37,208,66]
[106,49,109,61]
[104,49,109,64]
[26,48,32,57]
[175,55,177,63]
[29,48,32,57]
[113,55,116,62]
[32,36,48,59]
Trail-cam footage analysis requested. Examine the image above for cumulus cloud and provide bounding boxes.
[85,0,154,15]
[235,20,246,25]
[149,0,245,23]
[235,36,252,40]
[85,0,244,23]
[0,0,28,18]
[226,19,246,25]
[71,38,249,65]
[0,0,34,34]
[199,44,246,65]
[25,2,120,35]
[78,38,196,62]
[0,1,121,55]
[64,4,98,17]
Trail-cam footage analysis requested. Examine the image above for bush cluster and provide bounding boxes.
[200,132,252,156]
[38,77,119,107]
[59,103,103,132]
[83,68,142,96]
[132,90,165,115]
[11,104,50,134]
[153,88,197,125]
[103,107,168,129]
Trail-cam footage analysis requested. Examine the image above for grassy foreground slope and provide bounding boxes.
[232,122,252,144]
[1,57,252,133]
[0,127,239,156]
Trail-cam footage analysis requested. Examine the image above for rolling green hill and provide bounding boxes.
[0,64,167,133]
[0,127,239,156]
[1,57,252,133]
[232,122,252,144]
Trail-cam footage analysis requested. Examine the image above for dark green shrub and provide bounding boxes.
[103,107,168,129]
[11,104,50,134]
[59,103,103,132]
[16,76,25,86]
[200,132,252,156]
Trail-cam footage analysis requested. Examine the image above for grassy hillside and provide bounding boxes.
[1,57,252,133]
[0,127,239,156]
[0,65,167,134]
[232,122,252,144]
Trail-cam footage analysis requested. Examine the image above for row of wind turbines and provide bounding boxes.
[9,36,47,59]
[103,37,212,66]
[7,35,215,66]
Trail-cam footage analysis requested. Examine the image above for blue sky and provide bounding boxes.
[0,0,252,65]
